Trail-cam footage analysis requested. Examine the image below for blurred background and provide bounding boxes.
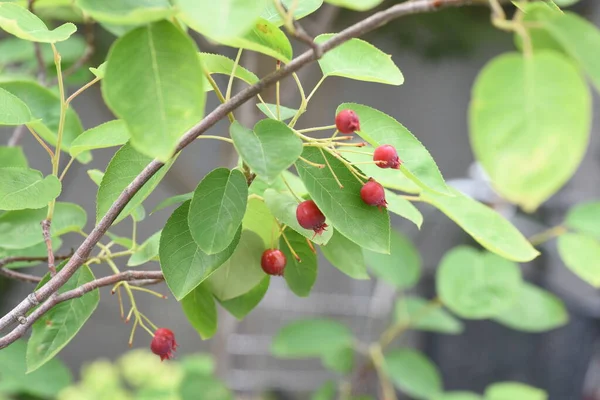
[1,0,600,398]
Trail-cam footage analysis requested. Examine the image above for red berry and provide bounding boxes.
[296,200,328,236]
[373,145,401,169]
[335,109,360,134]
[261,249,287,276]
[150,328,177,361]
[360,179,387,210]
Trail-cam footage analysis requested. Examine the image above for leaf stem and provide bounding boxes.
[203,68,235,122]
[306,75,326,103]
[226,48,243,102]
[281,173,303,202]
[369,343,397,400]
[257,94,278,119]
[65,76,100,105]
[297,124,337,133]
[528,225,567,246]
[298,156,325,169]
[281,229,301,261]
[25,125,54,159]
[197,135,234,144]
[59,156,76,181]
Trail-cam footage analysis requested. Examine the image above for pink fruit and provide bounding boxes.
[151,328,178,361]
[373,145,401,169]
[360,179,387,210]
[296,200,328,236]
[261,249,287,276]
[335,109,360,134]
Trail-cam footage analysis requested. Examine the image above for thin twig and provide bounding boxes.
[40,220,56,277]
[0,254,73,283]
[0,0,473,350]
[7,125,27,147]
[51,20,95,85]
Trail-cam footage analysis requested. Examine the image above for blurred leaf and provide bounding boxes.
[75,0,174,25]
[364,230,420,289]
[188,168,248,254]
[242,197,279,247]
[384,349,443,399]
[0,168,60,210]
[437,246,522,319]
[395,297,463,334]
[262,0,322,26]
[218,276,269,320]
[151,192,193,214]
[484,382,547,400]
[181,284,217,340]
[421,188,539,262]
[281,229,318,297]
[130,204,146,222]
[272,319,353,358]
[0,3,76,42]
[159,201,241,300]
[385,189,423,228]
[102,20,205,161]
[470,52,590,211]
[315,35,403,85]
[557,233,600,287]
[324,0,383,11]
[0,146,27,168]
[69,120,129,158]
[127,231,161,266]
[87,169,104,186]
[322,345,354,374]
[0,86,31,125]
[433,392,482,400]
[493,282,568,332]
[296,146,390,254]
[311,381,337,400]
[256,102,298,121]
[179,373,232,400]
[321,230,370,280]
[106,232,134,249]
[564,201,600,240]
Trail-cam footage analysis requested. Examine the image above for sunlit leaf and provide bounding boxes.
[0,2,76,43]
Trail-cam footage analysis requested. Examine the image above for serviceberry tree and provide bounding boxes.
[0,0,597,398]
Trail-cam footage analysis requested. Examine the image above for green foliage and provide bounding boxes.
[181,284,217,340]
[0,86,32,125]
[0,2,76,43]
[127,230,161,266]
[484,382,547,400]
[557,233,600,287]
[218,276,270,320]
[262,0,323,26]
[321,229,370,280]
[220,18,293,62]
[0,168,61,210]
[364,230,420,289]
[324,0,384,11]
[564,201,600,240]
[201,52,259,90]
[242,197,279,246]
[0,146,28,167]
[256,102,299,121]
[384,349,443,399]
[281,229,318,296]
[69,120,129,158]
[394,297,464,335]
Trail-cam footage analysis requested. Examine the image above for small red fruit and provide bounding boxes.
[373,145,401,169]
[261,249,287,276]
[151,328,177,361]
[360,179,387,210]
[335,109,360,134]
[296,200,328,236]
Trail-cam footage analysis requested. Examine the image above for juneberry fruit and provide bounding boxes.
[261,249,287,276]
[373,145,401,169]
[296,200,328,236]
[335,109,360,134]
[360,179,387,210]
[151,328,178,361]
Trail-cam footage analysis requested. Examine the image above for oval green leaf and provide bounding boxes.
[127,231,161,267]
[159,201,241,301]
[484,382,547,400]
[102,20,206,161]
[75,0,174,25]
[436,246,522,319]
[280,229,317,297]
[201,52,259,91]
[324,0,383,11]
[151,192,193,214]
[0,86,31,125]
[321,230,369,280]
[315,34,403,85]
[181,284,217,340]
[271,318,353,358]
[564,201,600,240]
[0,146,28,167]
[385,189,423,228]
[469,52,591,211]
[364,230,420,289]
[262,0,322,26]
[295,146,390,254]
[337,103,450,195]
[0,168,61,210]
[242,197,279,247]
[384,349,443,400]
[256,103,299,121]
[0,3,76,43]
[421,188,539,262]
[69,120,129,158]
[557,232,600,287]
[231,120,303,183]
[218,276,270,320]
[220,18,293,63]
[395,297,464,335]
[188,168,248,255]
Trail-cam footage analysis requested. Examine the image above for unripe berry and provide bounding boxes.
[261,249,287,276]
[296,200,328,236]
[150,328,177,361]
[360,179,387,210]
[335,109,360,134]
[373,145,401,169]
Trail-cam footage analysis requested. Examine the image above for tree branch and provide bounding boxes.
[0,0,473,350]
[0,255,73,283]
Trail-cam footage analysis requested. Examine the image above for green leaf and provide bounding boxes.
[179,373,233,400]
[127,231,161,267]
[177,0,266,39]
[201,52,259,91]
[271,319,353,358]
[69,120,129,158]
[0,146,28,167]
[395,297,464,335]
[27,264,99,372]
[492,282,568,332]
[0,3,76,43]
[96,142,174,225]
[311,381,337,400]
[557,233,600,287]
[181,284,217,340]
[256,103,299,121]
[0,202,86,249]
[0,238,62,269]
[218,276,270,320]
[159,201,241,301]
[484,382,547,400]
[220,18,293,63]
[564,201,600,240]
[296,146,390,253]
[322,344,354,373]
[89,62,106,79]
[206,230,267,300]
[0,86,31,125]
[0,340,71,398]
[433,392,482,400]
[470,52,590,211]
[340,148,420,194]
[364,230,420,289]
[87,169,103,186]
[384,349,443,400]
[315,35,403,85]
[75,0,174,25]
[151,192,193,214]
[323,0,383,11]
[106,231,134,249]
[280,229,317,297]
[421,188,539,262]
[337,103,449,195]
[321,230,369,280]
[385,189,423,228]
[231,120,303,183]
[130,204,146,222]
[188,168,248,254]
[263,189,333,245]
[242,197,279,246]
[0,81,87,162]
[0,168,61,210]
[262,0,323,26]
[437,246,522,319]
[102,20,205,161]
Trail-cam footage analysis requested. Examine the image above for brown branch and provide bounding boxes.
[0,0,473,350]
[280,1,322,58]
[40,220,56,277]
[0,254,73,284]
